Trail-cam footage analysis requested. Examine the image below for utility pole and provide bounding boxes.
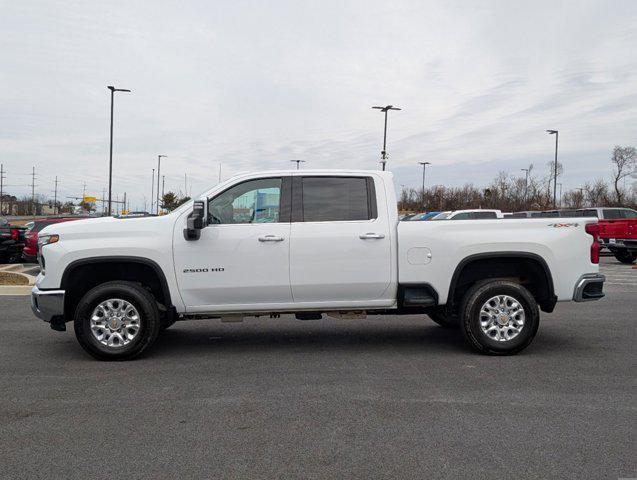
[0,164,4,215]
[151,168,155,214]
[418,162,431,211]
[290,159,306,170]
[102,188,106,215]
[546,130,559,208]
[558,183,563,208]
[107,85,131,216]
[372,105,402,171]
[54,176,59,214]
[161,175,165,213]
[30,166,36,217]
[156,155,167,215]
[521,167,530,206]
[123,192,127,214]
[218,163,222,183]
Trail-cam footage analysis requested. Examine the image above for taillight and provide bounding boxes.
[585,223,600,264]
[10,228,19,240]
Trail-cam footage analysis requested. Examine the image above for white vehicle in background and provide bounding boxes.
[31,170,604,360]
[431,209,504,220]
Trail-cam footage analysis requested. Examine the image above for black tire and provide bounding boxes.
[613,250,637,264]
[459,280,539,355]
[7,252,22,264]
[74,281,161,360]
[427,309,460,329]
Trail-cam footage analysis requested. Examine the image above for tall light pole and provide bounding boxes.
[151,168,155,214]
[419,161,431,211]
[372,105,401,171]
[156,155,167,214]
[557,182,563,208]
[546,129,559,208]
[521,167,530,206]
[107,86,131,216]
[290,159,306,170]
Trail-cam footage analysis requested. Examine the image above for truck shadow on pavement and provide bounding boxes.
[148,323,468,358]
[142,321,581,360]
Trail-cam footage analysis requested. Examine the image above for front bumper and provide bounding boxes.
[31,285,65,323]
[573,274,605,302]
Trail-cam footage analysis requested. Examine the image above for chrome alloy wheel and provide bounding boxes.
[479,295,525,342]
[90,298,141,348]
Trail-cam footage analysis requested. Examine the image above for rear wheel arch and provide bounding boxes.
[447,252,556,313]
[61,256,173,321]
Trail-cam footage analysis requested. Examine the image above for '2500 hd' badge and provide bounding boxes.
[183,267,225,273]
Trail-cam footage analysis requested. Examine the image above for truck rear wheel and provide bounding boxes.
[427,309,460,329]
[73,281,161,361]
[613,250,637,264]
[459,280,539,355]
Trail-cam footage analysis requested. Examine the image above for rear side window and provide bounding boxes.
[301,177,375,222]
[471,211,497,219]
[622,209,637,219]
[603,209,623,219]
[577,209,598,217]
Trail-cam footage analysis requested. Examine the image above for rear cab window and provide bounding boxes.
[295,176,377,222]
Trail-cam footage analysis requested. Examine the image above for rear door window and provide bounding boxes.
[471,211,498,219]
[603,209,623,219]
[300,177,375,222]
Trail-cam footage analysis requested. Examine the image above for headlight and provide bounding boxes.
[38,234,59,248]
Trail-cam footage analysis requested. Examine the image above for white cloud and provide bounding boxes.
[1,0,636,209]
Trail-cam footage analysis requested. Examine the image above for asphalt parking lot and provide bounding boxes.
[1,258,635,479]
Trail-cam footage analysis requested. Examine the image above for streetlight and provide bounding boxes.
[372,105,401,171]
[150,168,155,214]
[107,86,131,216]
[546,129,559,208]
[521,167,530,206]
[419,161,431,211]
[290,159,306,170]
[156,155,167,214]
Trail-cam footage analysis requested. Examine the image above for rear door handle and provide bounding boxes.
[258,235,284,242]
[359,233,385,240]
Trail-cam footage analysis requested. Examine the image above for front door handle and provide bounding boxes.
[359,233,385,240]
[258,235,284,242]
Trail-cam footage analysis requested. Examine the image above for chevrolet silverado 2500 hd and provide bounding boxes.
[31,170,605,360]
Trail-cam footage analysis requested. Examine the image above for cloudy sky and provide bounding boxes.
[2,0,636,210]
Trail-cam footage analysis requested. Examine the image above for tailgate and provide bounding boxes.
[599,219,637,239]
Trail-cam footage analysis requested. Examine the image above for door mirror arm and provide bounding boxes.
[184,199,207,241]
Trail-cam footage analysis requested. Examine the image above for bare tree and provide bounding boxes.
[611,145,636,204]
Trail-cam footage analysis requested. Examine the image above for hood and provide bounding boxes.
[39,214,174,239]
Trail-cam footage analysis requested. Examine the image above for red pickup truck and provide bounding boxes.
[576,207,637,264]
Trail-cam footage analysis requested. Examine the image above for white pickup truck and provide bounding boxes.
[31,170,605,360]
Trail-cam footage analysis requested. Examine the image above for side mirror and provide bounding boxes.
[184,200,206,240]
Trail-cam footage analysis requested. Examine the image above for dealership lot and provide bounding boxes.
[0,258,634,479]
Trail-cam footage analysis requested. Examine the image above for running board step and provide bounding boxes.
[401,287,437,307]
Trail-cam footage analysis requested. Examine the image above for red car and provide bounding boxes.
[576,207,637,264]
[22,217,86,263]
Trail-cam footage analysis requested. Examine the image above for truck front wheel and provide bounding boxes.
[73,281,161,361]
[459,280,539,355]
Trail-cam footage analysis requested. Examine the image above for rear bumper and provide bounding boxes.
[573,274,605,302]
[31,286,65,323]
